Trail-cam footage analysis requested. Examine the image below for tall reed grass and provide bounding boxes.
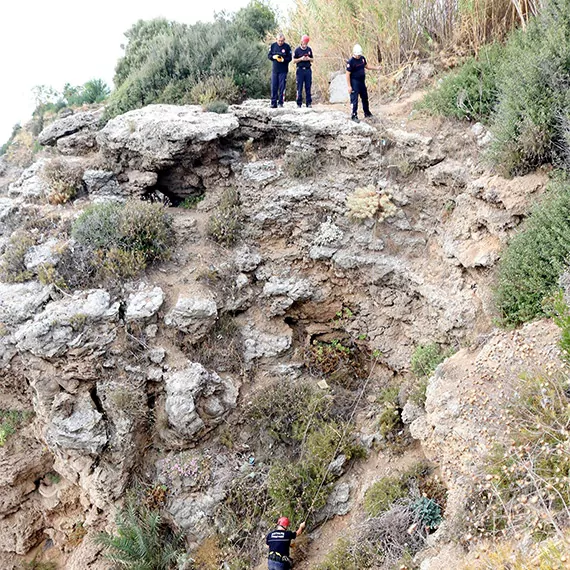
[285,0,538,98]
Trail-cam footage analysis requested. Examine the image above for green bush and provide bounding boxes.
[495,178,570,326]
[410,342,453,379]
[267,421,364,524]
[72,200,174,277]
[247,381,331,443]
[207,188,242,246]
[488,1,570,176]
[189,75,240,105]
[0,232,35,283]
[72,202,123,249]
[412,497,442,530]
[119,200,174,262]
[409,342,454,408]
[363,476,407,517]
[63,79,110,106]
[106,2,275,118]
[418,43,504,122]
[375,385,405,443]
[180,194,204,209]
[96,493,184,569]
[67,200,173,287]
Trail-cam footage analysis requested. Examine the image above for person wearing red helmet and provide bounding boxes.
[293,34,314,108]
[266,516,306,569]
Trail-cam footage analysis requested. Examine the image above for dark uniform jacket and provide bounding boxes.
[266,528,297,557]
[294,46,313,69]
[346,56,367,80]
[268,42,292,73]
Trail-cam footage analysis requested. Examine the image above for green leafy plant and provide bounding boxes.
[417,43,504,122]
[71,200,174,285]
[376,385,403,440]
[0,232,35,283]
[409,342,454,406]
[189,75,240,105]
[487,2,570,176]
[95,493,184,569]
[305,338,369,390]
[495,178,570,327]
[412,497,442,530]
[364,476,407,517]
[267,420,364,525]
[180,194,205,209]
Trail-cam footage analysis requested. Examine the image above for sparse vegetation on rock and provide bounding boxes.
[207,188,242,246]
[42,158,84,205]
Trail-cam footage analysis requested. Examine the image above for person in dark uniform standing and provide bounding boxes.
[268,34,292,108]
[293,35,314,108]
[345,44,380,123]
[266,516,306,569]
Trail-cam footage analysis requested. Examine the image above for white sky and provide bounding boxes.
[0,0,292,144]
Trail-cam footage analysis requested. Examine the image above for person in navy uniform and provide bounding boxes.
[266,516,306,569]
[345,44,380,123]
[268,34,293,108]
[293,35,314,108]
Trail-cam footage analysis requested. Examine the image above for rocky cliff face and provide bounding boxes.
[0,98,550,568]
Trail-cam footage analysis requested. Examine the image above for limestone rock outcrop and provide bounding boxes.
[38,109,104,155]
[164,362,238,439]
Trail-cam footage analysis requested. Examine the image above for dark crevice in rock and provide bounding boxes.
[89,386,105,417]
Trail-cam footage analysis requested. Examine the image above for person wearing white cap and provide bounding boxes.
[345,44,380,122]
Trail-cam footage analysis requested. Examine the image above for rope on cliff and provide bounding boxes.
[302,352,381,524]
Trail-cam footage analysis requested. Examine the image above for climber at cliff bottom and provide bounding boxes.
[266,516,306,569]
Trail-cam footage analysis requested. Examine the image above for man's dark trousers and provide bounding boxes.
[296,68,312,106]
[350,77,370,116]
[271,72,288,107]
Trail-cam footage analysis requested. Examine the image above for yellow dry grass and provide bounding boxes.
[285,0,538,99]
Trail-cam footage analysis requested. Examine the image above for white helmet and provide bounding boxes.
[353,44,363,56]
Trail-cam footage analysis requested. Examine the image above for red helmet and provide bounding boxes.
[301,35,310,44]
[277,516,290,528]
